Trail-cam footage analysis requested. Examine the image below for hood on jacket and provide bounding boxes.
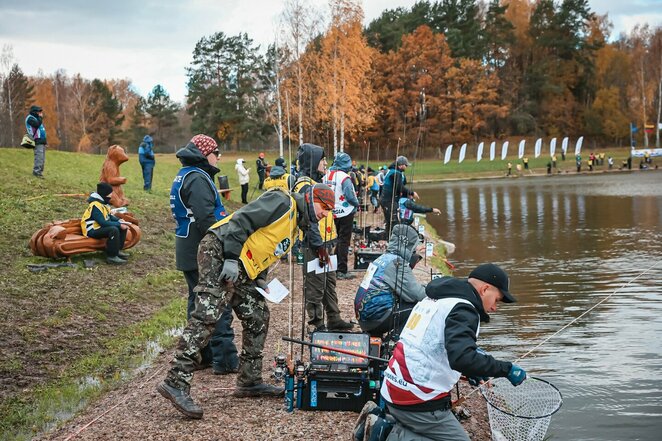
[386,224,420,263]
[87,192,105,204]
[143,135,153,143]
[425,276,491,323]
[176,143,220,177]
[235,158,246,167]
[330,152,352,172]
[270,165,286,178]
[297,143,325,180]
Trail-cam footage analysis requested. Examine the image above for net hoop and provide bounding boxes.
[480,376,563,420]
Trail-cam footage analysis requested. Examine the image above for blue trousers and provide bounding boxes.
[183,269,238,371]
[140,161,154,191]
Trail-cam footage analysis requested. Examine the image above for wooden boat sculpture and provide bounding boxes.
[29,213,141,258]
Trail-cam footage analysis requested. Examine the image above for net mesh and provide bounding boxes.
[480,377,562,441]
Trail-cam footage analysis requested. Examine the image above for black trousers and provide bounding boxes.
[241,183,249,203]
[87,226,126,257]
[334,213,355,274]
[257,171,265,190]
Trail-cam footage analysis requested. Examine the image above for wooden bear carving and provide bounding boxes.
[100,145,130,207]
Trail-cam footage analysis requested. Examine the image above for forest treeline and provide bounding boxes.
[0,0,660,157]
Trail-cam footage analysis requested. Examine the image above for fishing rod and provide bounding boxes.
[282,336,389,364]
[285,88,294,360]
[463,259,662,398]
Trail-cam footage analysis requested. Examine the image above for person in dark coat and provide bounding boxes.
[170,134,238,375]
[256,152,268,190]
[138,135,156,191]
[25,105,47,178]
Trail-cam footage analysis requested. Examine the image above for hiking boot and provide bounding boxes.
[327,318,354,331]
[33,172,44,179]
[106,256,127,265]
[117,251,130,259]
[233,383,284,398]
[213,365,239,375]
[337,272,356,280]
[156,381,203,419]
[353,401,378,441]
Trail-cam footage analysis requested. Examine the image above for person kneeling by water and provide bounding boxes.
[354,224,426,338]
[157,184,335,419]
[378,264,527,441]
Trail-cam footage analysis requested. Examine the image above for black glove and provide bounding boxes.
[317,247,329,267]
[468,375,490,386]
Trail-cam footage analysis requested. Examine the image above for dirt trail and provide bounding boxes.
[39,254,492,441]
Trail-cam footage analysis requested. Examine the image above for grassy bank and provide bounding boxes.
[0,147,251,440]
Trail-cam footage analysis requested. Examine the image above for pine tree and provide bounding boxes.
[145,84,180,148]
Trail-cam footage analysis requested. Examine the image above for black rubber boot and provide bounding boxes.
[233,383,284,398]
[156,381,203,419]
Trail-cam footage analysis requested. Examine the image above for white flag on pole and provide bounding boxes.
[476,142,484,162]
[444,145,453,164]
[518,140,526,159]
[489,141,496,161]
[534,138,542,158]
[459,143,467,163]
[501,141,509,160]
[550,138,557,156]
[574,136,584,156]
[561,137,569,154]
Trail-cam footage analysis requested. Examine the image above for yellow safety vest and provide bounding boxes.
[81,200,111,236]
[292,178,337,243]
[263,174,291,191]
[211,193,298,280]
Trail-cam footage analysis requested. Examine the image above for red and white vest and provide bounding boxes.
[381,297,479,406]
[324,169,354,218]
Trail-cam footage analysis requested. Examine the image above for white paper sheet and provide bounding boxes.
[306,255,338,274]
[255,278,290,303]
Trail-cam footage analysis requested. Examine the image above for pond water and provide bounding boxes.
[418,171,662,441]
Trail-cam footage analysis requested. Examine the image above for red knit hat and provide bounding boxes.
[311,183,335,210]
[190,134,218,157]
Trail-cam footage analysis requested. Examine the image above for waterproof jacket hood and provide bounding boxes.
[143,135,153,143]
[386,224,420,263]
[297,143,325,180]
[330,152,352,172]
[269,165,286,178]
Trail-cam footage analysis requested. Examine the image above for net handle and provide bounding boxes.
[480,376,563,420]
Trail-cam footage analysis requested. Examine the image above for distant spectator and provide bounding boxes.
[256,152,268,190]
[507,162,512,176]
[25,105,47,178]
[138,135,155,191]
[608,156,614,170]
[235,158,250,204]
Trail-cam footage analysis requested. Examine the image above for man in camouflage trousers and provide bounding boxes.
[157,185,336,419]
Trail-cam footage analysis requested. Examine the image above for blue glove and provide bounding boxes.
[507,364,527,386]
[219,259,239,283]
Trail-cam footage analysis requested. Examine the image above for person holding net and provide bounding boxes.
[375,264,527,441]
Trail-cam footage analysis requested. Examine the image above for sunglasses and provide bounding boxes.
[211,150,220,157]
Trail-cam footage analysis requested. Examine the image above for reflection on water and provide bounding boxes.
[419,172,662,441]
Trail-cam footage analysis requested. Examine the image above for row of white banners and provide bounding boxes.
[443,136,584,164]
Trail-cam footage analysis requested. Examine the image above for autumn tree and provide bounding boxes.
[314,0,375,154]
[0,45,33,147]
[30,75,61,149]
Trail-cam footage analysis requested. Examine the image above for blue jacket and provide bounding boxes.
[138,135,155,164]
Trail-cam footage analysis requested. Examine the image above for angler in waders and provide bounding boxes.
[295,143,353,331]
[157,184,335,419]
[380,156,418,241]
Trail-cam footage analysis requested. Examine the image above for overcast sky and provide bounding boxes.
[0,0,660,103]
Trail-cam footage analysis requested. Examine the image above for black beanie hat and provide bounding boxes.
[97,182,113,198]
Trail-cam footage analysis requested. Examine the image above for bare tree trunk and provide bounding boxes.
[657,52,661,148]
[640,57,649,148]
